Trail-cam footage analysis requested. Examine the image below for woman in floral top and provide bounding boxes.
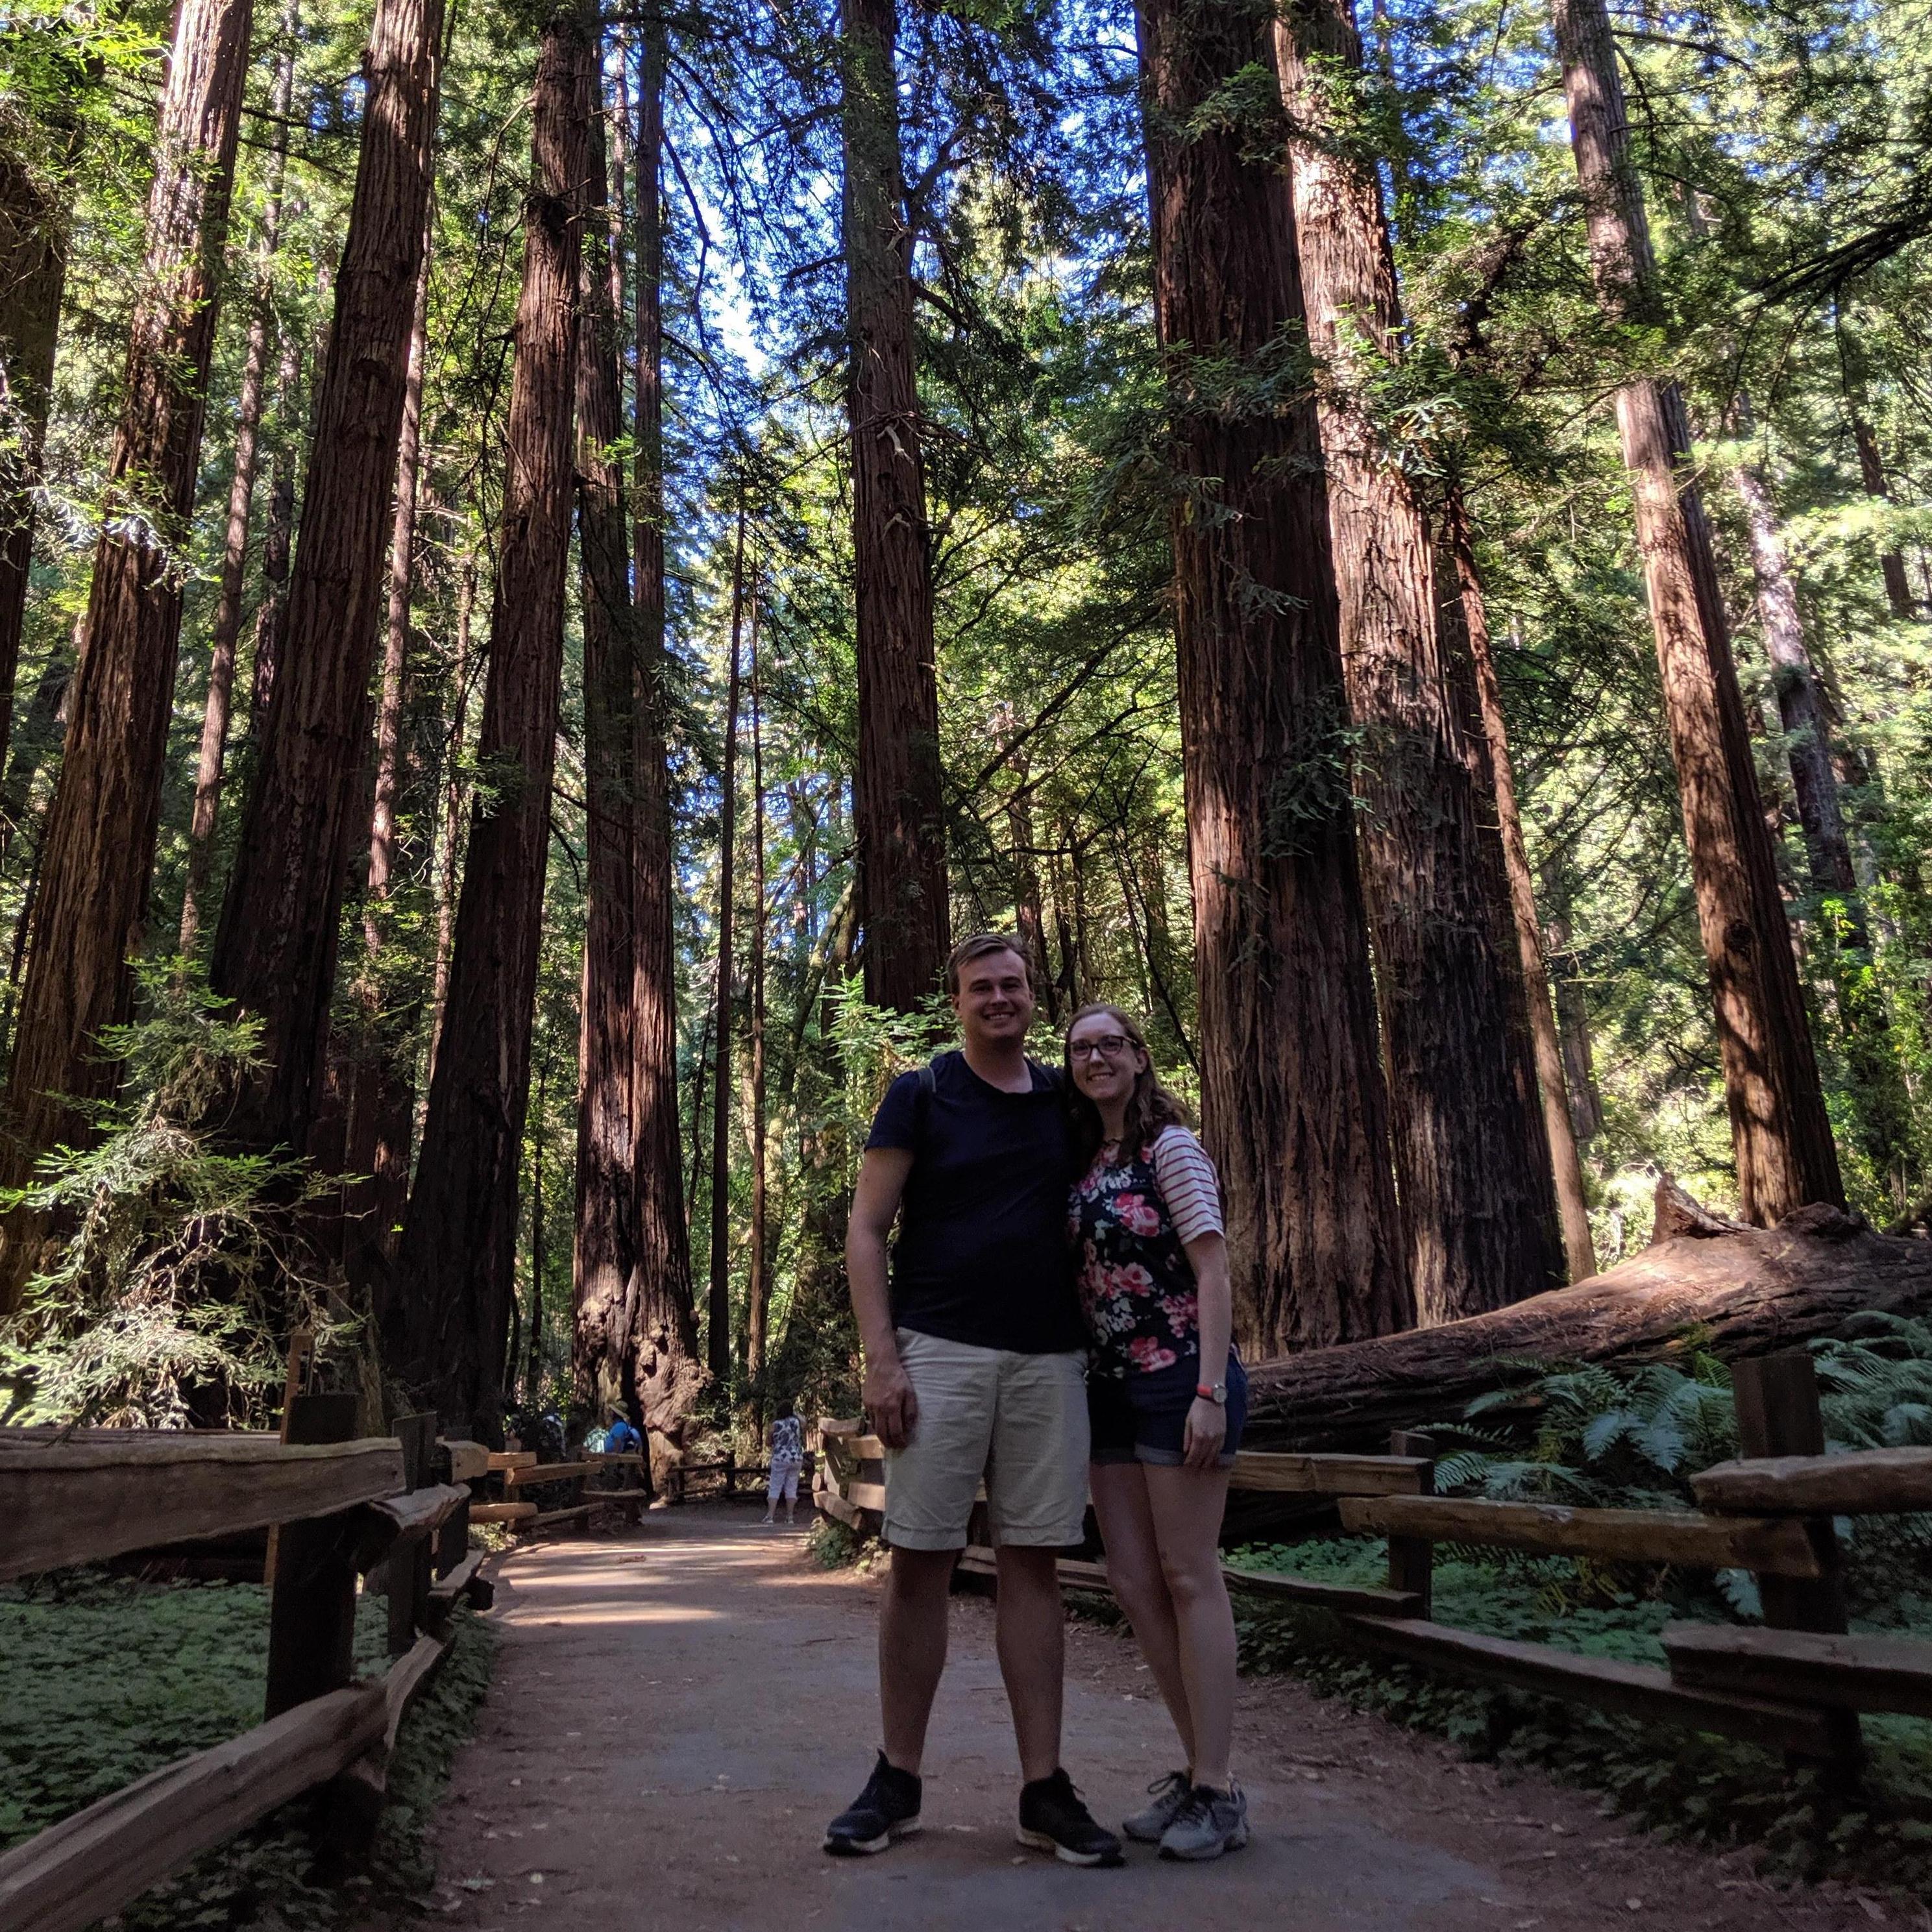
[1065,1003,1249,1861]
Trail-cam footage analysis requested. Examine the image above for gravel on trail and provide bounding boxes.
[388,1505,1900,1932]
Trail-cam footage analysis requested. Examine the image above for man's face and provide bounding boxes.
[951,949,1036,1049]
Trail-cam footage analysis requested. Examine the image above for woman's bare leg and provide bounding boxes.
[1089,1461,1195,1772]
[1143,1463,1236,1789]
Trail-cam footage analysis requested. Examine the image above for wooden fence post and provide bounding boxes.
[1731,1352,1861,1773]
[265,1392,362,1720]
[386,1413,437,1655]
[1388,1431,1435,1620]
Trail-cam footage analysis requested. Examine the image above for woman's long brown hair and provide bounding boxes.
[1063,1003,1193,1169]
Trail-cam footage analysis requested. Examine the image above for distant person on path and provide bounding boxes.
[1065,1003,1249,1862]
[823,933,1122,1868]
[763,1397,805,1526]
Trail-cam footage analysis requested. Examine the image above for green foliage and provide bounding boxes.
[0,966,345,1428]
[0,1571,496,1927]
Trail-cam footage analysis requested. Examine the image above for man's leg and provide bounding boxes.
[879,1545,957,1772]
[993,1544,1064,1782]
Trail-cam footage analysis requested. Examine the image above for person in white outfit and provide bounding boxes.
[764,1397,805,1525]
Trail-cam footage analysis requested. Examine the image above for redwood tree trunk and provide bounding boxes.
[1278,0,1563,1321]
[0,0,253,1306]
[841,0,948,1011]
[210,0,445,1158]
[178,5,295,953]
[391,10,589,1436]
[1441,496,1599,1281]
[247,330,301,732]
[625,19,702,1432]
[1552,0,1842,1222]
[0,109,80,767]
[745,602,770,1414]
[707,515,744,1385]
[1730,420,1906,1186]
[338,230,432,1277]
[1135,0,1410,1352]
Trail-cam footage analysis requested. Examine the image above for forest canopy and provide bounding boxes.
[0,0,1927,1444]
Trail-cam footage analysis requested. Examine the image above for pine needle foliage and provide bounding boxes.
[0,963,345,1429]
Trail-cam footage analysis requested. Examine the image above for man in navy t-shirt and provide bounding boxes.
[822,935,1121,1868]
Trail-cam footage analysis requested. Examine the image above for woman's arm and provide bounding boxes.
[1181,1230,1232,1468]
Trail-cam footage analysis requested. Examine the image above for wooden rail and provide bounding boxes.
[812,1351,1932,1767]
[0,1406,498,1932]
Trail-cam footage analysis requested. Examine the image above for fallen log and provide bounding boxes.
[1245,1196,1932,1453]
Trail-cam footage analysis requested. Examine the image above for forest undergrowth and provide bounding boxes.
[1227,1322,1932,1892]
[0,1575,495,1929]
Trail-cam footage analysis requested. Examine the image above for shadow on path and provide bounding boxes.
[397,1506,1879,1932]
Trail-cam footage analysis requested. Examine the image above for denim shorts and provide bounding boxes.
[1088,1351,1247,1469]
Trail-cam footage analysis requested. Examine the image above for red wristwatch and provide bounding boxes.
[1195,1381,1227,1406]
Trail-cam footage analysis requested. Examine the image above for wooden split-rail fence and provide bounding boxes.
[0,1399,506,1932]
[818,1352,1932,1776]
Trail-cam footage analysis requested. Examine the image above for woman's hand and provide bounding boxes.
[1181,1395,1226,1469]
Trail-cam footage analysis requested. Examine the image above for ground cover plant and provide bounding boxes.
[0,1570,495,1928]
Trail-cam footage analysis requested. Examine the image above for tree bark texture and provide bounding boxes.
[745,604,770,1413]
[428,546,475,1072]
[210,0,445,1158]
[625,21,703,1434]
[707,517,744,1386]
[247,329,301,732]
[0,0,252,1306]
[1245,1201,1932,1452]
[1135,0,1410,1353]
[178,6,296,955]
[1278,0,1564,1321]
[1552,0,1842,1223]
[1440,498,1598,1281]
[841,0,949,1012]
[391,10,589,1436]
[572,75,644,1427]
[0,109,80,770]
[1731,430,1907,1184]
[337,230,432,1278]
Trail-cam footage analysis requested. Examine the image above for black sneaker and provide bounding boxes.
[1016,1768,1125,1867]
[823,1751,922,1856]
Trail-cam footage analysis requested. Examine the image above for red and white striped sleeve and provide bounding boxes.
[1151,1126,1223,1244]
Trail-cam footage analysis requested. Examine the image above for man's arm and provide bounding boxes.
[846,1146,918,1449]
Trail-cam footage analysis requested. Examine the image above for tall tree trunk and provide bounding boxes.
[572,42,644,1425]
[1836,319,1916,621]
[1134,0,1410,1352]
[339,228,432,1279]
[247,330,302,732]
[1440,496,1599,1281]
[0,646,71,870]
[1552,0,1842,1221]
[707,515,745,1386]
[840,0,948,1011]
[1278,0,1564,1321]
[744,596,770,1417]
[625,19,702,1433]
[0,103,82,767]
[428,543,476,1071]
[0,0,253,1306]
[1541,890,1604,1142]
[391,9,589,1436]
[1731,416,1907,1188]
[210,0,445,1159]
[178,3,296,953]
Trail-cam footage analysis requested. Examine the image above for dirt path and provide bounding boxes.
[398,1506,1892,1932]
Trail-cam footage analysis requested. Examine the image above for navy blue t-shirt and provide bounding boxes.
[865,1049,1087,1354]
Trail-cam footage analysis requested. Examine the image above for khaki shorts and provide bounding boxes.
[883,1327,1090,1551]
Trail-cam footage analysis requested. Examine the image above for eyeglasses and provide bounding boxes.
[1068,1034,1134,1061]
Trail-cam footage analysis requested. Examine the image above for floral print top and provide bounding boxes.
[1070,1126,1223,1380]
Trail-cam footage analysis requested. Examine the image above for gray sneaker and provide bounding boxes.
[1122,1770,1192,1843]
[1157,1782,1249,1861]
